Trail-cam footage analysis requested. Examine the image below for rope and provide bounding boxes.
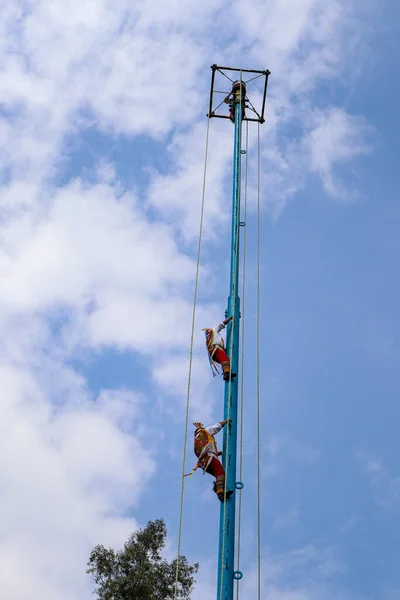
[174,114,211,599]
[256,121,261,600]
[219,69,243,600]
[235,119,249,600]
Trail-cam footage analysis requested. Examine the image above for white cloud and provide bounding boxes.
[0,179,199,350]
[304,108,373,198]
[147,120,235,242]
[145,0,375,232]
[235,0,358,93]
[0,357,153,600]
[359,455,400,512]
[152,353,219,425]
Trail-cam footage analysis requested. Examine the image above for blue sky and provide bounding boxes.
[0,1,399,599]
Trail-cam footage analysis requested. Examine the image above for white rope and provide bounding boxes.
[174,115,211,599]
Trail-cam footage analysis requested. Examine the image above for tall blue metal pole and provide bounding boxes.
[216,82,244,600]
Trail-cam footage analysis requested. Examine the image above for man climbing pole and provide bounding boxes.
[185,420,233,502]
[202,316,237,381]
[224,80,247,123]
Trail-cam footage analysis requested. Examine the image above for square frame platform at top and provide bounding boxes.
[207,64,271,124]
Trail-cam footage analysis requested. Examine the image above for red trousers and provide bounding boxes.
[206,457,225,477]
[212,347,230,374]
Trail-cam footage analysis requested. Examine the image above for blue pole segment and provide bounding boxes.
[217,87,243,600]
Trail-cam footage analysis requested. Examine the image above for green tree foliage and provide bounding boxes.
[87,518,199,599]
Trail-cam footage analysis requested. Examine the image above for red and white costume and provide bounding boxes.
[203,322,231,379]
[195,422,225,478]
[189,421,232,501]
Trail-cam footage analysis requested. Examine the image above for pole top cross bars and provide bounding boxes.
[207,64,271,124]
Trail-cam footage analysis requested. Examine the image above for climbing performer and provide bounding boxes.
[185,420,233,502]
[202,316,237,381]
[224,80,247,123]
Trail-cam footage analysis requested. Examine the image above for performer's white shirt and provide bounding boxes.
[210,322,226,349]
[196,422,223,467]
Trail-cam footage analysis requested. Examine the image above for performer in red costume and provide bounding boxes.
[185,420,233,502]
[202,316,237,382]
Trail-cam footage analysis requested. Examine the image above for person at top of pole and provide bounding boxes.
[224,79,247,123]
[184,420,233,502]
[202,316,237,382]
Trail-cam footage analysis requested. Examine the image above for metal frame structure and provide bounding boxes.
[212,65,269,600]
[207,64,270,124]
